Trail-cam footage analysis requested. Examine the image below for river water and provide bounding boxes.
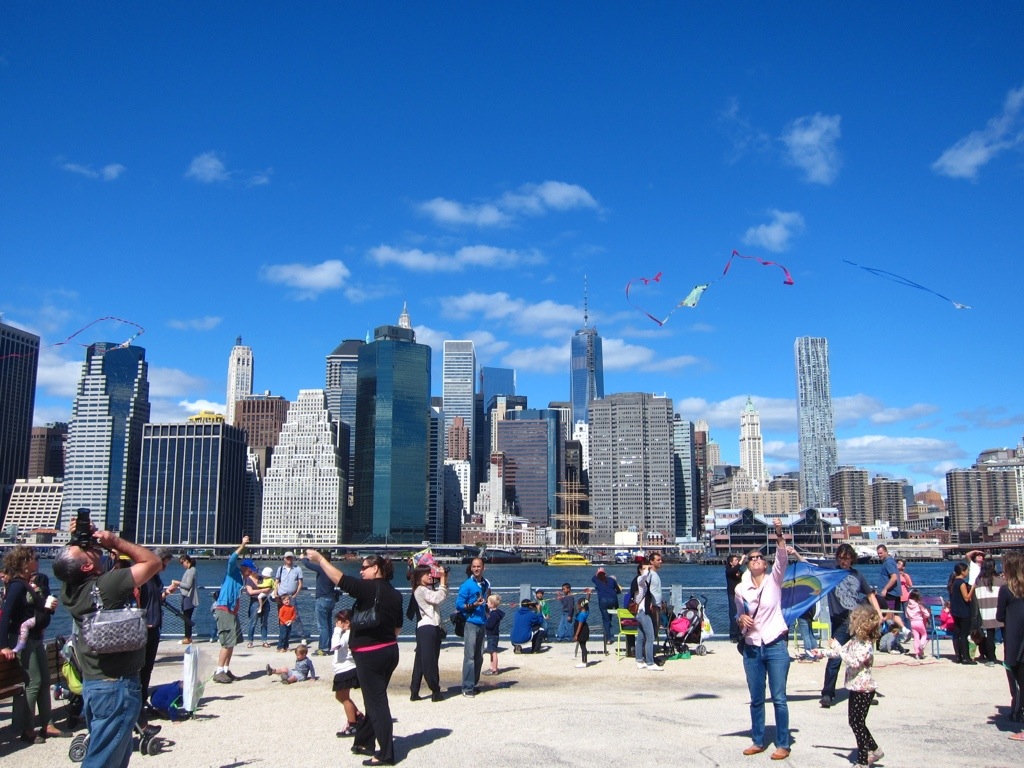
[34,558,960,643]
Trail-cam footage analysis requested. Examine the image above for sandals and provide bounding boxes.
[247,642,254,648]
[262,642,272,648]
[1009,732,1024,741]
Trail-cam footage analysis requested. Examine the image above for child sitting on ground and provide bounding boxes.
[573,597,590,668]
[483,594,504,675]
[266,644,316,684]
[277,594,297,651]
[331,609,364,737]
[878,623,909,654]
[817,605,884,766]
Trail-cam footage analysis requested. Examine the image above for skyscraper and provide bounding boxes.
[739,397,769,490]
[497,410,559,528]
[672,414,700,539]
[353,315,432,543]
[226,336,253,425]
[261,389,345,545]
[443,339,476,470]
[589,393,675,544]
[570,318,604,427]
[479,366,516,412]
[325,338,364,508]
[136,415,247,545]
[0,321,40,515]
[426,406,448,543]
[28,423,68,479]
[829,466,870,525]
[795,336,837,508]
[62,343,151,536]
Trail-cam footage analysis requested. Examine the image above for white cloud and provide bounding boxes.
[417,199,509,227]
[35,351,83,399]
[717,98,772,162]
[933,84,1024,180]
[368,244,541,272]
[248,169,273,186]
[60,161,125,181]
[502,344,568,374]
[465,330,510,360]
[416,180,599,227]
[185,151,230,183]
[602,337,699,372]
[410,324,450,352]
[838,435,966,465]
[32,404,72,427]
[780,113,842,184]
[168,316,222,331]
[259,259,351,300]
[148,367,207,398]
[178,399,226,415]
[441,292,580,339]
[742,210,805,253]
[675,395,797,432]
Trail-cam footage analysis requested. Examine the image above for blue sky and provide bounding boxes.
[3,4,1023,494]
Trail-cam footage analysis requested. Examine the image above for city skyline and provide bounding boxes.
[4,5,1023,495]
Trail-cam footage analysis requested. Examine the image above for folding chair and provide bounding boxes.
[612,608,639,659]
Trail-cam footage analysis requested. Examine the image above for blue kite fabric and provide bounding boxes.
[780,560,850,626]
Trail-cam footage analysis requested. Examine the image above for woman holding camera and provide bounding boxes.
[408,564,449,702]
[307,551,402,766]
[0,546,67,743]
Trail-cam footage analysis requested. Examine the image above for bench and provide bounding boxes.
[0,654,27,706]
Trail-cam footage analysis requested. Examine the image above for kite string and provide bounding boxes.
[0,315,146,362]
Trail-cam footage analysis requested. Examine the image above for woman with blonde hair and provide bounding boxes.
[996,551,1024,739]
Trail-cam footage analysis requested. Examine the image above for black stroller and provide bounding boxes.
[662,595,709,657]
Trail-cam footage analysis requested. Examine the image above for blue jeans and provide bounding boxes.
[81,677,142,768]
[316,596,336,652]
[741,636,791,749]
[462,621,485,692]
[797,618,818,653]
[598,601,616,640]
[248,599,269,643]
[556,614,573,641]
[635,611,655,665]
[822,619,851,698]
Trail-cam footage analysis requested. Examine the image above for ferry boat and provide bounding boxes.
[545,550,592,567]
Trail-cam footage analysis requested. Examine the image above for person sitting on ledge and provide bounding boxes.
[510,599,547,654]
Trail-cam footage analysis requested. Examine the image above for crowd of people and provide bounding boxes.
[3,522,1024,766]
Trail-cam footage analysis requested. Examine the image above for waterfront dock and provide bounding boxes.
[1,636,1020,767]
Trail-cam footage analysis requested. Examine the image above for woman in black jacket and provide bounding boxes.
[306,551,403,765]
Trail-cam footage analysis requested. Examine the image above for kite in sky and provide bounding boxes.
[0,315,146,361]
[842,259,971,309]
[625,249,793,325]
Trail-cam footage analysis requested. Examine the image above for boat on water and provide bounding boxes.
[462,547,524,565]
[545,550,592,566]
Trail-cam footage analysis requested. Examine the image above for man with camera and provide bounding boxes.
[54,511,162,768]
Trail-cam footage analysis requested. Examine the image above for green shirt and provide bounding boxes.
[61,569,145,681]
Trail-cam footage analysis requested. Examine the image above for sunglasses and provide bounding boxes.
[748,555,765,561]
[360,563,374,571]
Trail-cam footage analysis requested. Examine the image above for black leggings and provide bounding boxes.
[848,690,877,765]
[951,615,971,662]
[182,607,194,640]
[411,624,443,697]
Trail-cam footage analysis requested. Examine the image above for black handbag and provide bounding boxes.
[351,583,381,631]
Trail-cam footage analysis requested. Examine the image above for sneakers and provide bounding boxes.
[636,661,647,670]
[225,669,238,680]
[180,638,192,645]
[819,695,833,708]
[646,663,664,671]
[899,628,911,642]
[212,672,232,684]
[266,664,274,676]
[513,645,522,654]
[575,662,587,668]
[462,689,476,698]
[336,723,358,738]
[867,748,884,765]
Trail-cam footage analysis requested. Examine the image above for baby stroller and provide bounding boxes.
[59,636,166,761]
[662,595,708,657]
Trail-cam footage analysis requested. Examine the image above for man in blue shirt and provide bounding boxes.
[510,600,547,653]
[590,568,621,647]
[875,544,910,641]
[455,557,490,697]
[213,537,254,684]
